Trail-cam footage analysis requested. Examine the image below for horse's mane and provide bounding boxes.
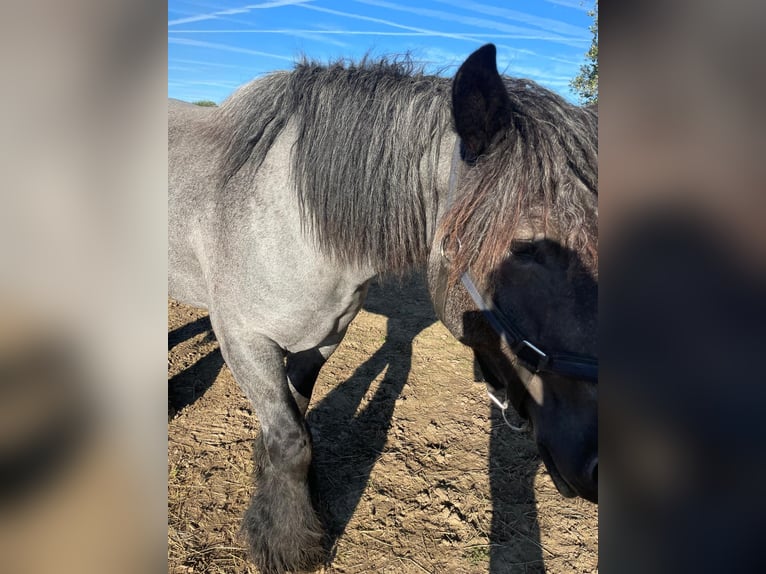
[210,56,452,273]
[439,78,598,285]
[209,58,597,278]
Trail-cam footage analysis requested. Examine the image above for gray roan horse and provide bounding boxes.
[169,44,597,573]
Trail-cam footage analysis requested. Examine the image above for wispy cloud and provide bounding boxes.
[168,0,314,27]
[501,43,576,64]
[299,3,483,43]
[169,29,589,55]
[544,0,592,11]
[168,37,295,61]
[168,58,251,69]
[168,6,262,28]
[170,28,350,48]
[171,29,432,36]
[168,79,242,88]
[504,64,573,85]
[167,0,589,102]
[285,30,350,48]
[407,46,466,72]
[352,0,586,47]
[433,0,588,37]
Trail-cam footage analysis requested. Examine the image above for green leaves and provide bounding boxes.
[571,1,598,105]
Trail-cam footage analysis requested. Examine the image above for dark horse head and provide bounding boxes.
[428,45,598,502]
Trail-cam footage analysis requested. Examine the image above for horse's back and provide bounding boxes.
[168,99,219,308]
[168,98,216,153]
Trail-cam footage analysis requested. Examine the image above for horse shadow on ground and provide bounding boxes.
[168,275,545,572]
[486,406,547,573]
[307,274,545,573]
[306,275,435,549]
[168,315,224,414]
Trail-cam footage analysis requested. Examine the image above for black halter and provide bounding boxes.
[432,139,598,388]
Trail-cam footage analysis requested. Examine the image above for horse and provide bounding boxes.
[169,44,598,573]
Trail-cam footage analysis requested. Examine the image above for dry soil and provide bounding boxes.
[168,273,597,573]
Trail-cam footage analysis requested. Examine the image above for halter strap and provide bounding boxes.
[435,137,599,386]
[460,272,599,383]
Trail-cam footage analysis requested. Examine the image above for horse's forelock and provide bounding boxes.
[440,79,598,286]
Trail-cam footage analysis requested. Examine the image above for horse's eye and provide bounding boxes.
[510,241,538,260]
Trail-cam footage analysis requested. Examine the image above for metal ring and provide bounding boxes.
[439,234,461,263]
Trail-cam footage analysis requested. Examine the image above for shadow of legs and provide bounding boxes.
[308,337,413,548]
[168,312,224,416]
[307,274,436,551]
[168,348,225,414]
[488,405,545,573]
[168,315,212,351]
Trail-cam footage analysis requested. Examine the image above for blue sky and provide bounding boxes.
[168,0,595,104]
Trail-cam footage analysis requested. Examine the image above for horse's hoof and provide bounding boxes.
[242,466,326,573]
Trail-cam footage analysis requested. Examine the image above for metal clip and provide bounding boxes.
[515,339,548,372]
[487,389,529,433]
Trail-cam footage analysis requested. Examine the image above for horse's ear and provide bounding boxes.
[452,44,512,161]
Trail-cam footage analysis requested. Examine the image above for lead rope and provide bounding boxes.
[486,391,530,433]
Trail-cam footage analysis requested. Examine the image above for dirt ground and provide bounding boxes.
[168,273,598,573]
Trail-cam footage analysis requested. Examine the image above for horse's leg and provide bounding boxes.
[287,340,342,415]
[213,327,325,574]
[251,345,335,477]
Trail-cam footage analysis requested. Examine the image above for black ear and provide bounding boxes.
[452,44,513,161]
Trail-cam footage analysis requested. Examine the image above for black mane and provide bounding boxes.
[209,57,597,276]
[212,57,452,273]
